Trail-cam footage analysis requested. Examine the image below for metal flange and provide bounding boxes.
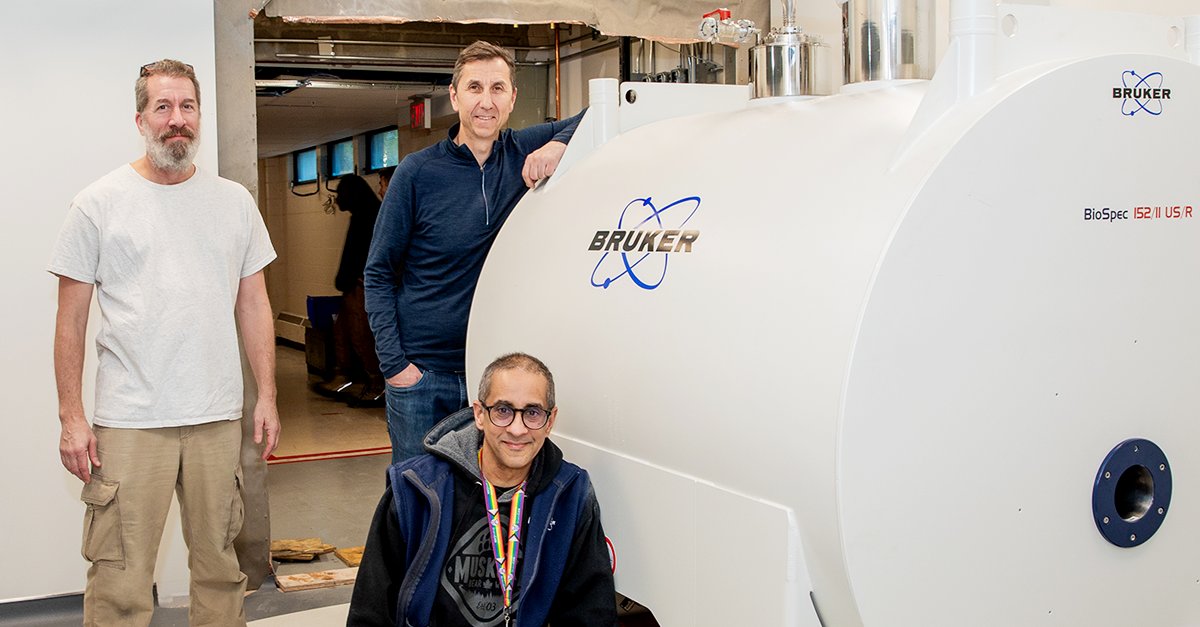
[1092,438,1172,548]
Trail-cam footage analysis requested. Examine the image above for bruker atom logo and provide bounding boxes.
[588,195,700,290]
[1113,70,1170,116]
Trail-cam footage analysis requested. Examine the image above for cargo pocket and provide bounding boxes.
[224,467,245,548]
[80,478,124,569]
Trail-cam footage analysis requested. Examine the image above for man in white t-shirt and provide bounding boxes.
[48,59,280,626]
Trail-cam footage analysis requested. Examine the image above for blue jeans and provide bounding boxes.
[385,368,467,464]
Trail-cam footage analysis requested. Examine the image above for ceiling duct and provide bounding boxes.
[258,0,769,44]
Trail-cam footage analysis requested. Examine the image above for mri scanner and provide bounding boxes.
[468,1,1200,624]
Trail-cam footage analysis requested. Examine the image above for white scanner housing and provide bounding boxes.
[468,3,1200,624]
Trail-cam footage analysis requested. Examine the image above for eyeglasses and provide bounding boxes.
[140,62,195,78]
[481,403,552,430]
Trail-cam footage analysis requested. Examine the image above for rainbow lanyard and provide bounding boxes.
[479,449,527,621]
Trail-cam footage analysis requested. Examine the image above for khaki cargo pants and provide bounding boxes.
[81,419,247,627]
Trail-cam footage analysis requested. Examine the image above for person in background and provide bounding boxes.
[365,41,584,464]
[376,165,396,200]
[348,352,617,627]
[49,58,279,626]
[321,173,384,404]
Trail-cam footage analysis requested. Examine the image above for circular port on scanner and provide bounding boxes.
[1092,439,1171,547]
[1114,465,1154,522]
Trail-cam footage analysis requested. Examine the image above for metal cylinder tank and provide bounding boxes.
[468,5,1200,626]
[751,30,831,97]
[843,0,936,84]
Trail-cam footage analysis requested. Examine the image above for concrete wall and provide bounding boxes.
[559,47,620,114]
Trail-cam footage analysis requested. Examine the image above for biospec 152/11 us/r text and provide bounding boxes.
[1082,206,1194,222]
[1133,205,1193,220]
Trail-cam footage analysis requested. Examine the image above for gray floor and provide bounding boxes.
[266,454,391,580]
[159,583,355,626]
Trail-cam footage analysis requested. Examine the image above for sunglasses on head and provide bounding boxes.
[140,62,194,77]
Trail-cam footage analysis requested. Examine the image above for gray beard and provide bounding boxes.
[145,134,199,173]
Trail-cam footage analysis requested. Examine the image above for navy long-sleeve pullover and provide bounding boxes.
[364,112,583,378]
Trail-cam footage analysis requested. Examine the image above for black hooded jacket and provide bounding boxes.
[347,409,617,626]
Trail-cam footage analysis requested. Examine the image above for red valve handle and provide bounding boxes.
[702,8,732,20]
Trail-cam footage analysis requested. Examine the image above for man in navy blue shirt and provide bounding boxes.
[365,41,583,463]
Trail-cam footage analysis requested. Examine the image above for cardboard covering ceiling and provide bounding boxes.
[261,0,770,44]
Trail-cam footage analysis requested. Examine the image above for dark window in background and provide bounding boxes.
[329,138,355,178]
[367,128,399,171]
[293,147,318,184]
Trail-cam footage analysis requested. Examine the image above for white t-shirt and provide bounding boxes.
[48,164,276,428]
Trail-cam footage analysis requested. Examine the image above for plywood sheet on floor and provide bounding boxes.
[336,546,364,567]
[275,567,358,592]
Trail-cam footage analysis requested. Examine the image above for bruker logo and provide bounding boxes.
[1113,70,1169,116]
[587,195,700,290]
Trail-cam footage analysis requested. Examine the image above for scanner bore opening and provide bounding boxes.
[1114,465,1154,522]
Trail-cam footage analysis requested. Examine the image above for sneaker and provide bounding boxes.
[344,380,384,408]
[339,381,367,402]
[315,375,354,397]
[358,384,385,407]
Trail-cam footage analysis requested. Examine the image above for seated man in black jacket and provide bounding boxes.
[348,352,617,627]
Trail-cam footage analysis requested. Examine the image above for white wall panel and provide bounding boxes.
[0,0,217,601]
